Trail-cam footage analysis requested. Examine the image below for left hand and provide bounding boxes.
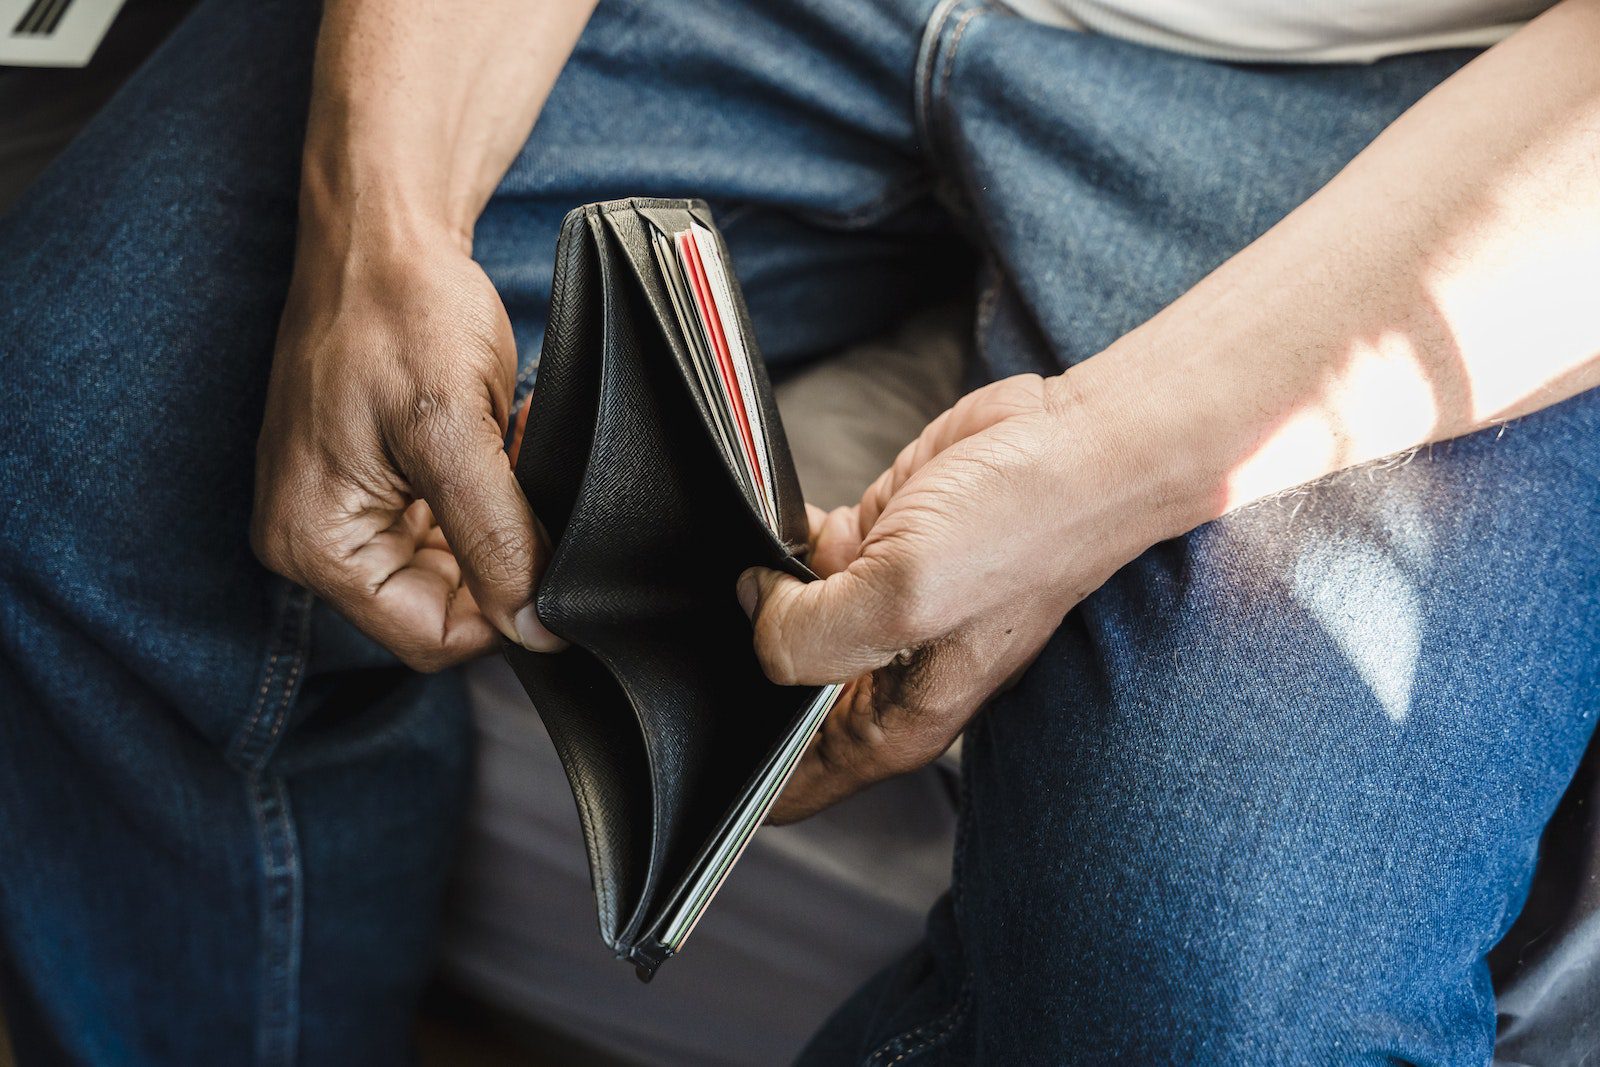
[740,372,1178,823]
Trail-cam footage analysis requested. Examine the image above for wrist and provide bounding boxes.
[1044,342,1233,553]
[298,130,478,261]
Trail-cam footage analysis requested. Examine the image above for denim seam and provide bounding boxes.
[248,771,303,1067]
[787,174,940,232]
[864,982,971,1067]
[914,0,993,227]
[226,585,313,772]
[225,584,312,1064]
[232,648,282,763]
[913,0,968,169]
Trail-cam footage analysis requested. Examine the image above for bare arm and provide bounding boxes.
[747,0,1600,820]
[253,0,596,669]
[1102,0,1600,537]
[301,0,594,250]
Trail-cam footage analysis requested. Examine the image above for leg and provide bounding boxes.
[804,14,1599,1064]
[0,2,471,1062]
[0,0,958,1060]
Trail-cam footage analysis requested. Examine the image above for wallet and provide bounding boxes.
[504,198,844,981]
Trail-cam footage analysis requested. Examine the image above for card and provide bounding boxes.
[687,222,778,525]
[650,230,745,479]
[672,227,778,530]
[0,0,126,67]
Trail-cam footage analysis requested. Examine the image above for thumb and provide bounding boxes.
[394,400,563,653]
[737,565,905,686]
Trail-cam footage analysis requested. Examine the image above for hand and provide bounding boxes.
[741,373,1171,822]
[252,223,563,671]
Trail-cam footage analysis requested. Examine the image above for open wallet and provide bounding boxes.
[503,199,845,981]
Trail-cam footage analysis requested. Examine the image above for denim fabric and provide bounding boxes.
[1,0,1595,1065]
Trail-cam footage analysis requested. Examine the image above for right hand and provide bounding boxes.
[251,223,564,671]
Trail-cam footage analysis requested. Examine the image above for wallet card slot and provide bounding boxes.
[683,203,812,553]
[603,204,804,557]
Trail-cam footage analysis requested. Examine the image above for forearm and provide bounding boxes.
[1086,0,1600,541]
[301,0,596,251]
[258,2,595,663]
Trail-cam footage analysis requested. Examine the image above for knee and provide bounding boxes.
[950,641,1503,1062]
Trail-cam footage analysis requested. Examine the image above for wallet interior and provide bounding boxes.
[504,199,833,978]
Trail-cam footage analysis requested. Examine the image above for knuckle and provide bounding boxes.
[392,386,475,460]
[250,467,333,586]
[249,500,301,579]
[877,561,941,646]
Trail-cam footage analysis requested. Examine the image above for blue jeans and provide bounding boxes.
[2,0,1596,1063]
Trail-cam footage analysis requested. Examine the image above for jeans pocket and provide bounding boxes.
[862,980,972,1067]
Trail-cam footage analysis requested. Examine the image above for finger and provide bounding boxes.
[389,391,564,652]
[803,503,830,551]
[737,564,913,685]
[352,560,502,670]
[809,505,862,578]
[768,659,963,823]
[859,373,1049,532]
[288,493,509,670]
[348,499,459,588]
[767,677,880,823]
[508,392,533,467]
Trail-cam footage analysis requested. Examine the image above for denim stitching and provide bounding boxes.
[230,645,283,766]
[227,585,313,771]
[224,584,313,1063]
[249,772,303,1067]
[936,8,985,148]
[258,637,309,755]
[865,982,971,1067]
[913,0,968,166]
[914,0,994,227]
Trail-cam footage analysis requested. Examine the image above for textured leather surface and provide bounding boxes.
[504,200,825,960]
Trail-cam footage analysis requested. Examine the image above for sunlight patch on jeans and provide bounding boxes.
[1293,540,1422,723]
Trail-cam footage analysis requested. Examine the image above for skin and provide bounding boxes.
[254,0,595,669]
[253,0,1600,817]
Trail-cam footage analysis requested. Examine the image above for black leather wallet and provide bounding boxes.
[504,198,842,981]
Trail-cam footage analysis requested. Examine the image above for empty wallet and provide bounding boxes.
[504,198,843,981]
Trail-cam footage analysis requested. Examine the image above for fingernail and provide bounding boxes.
[736,570,760,619]
[515,604,566,652]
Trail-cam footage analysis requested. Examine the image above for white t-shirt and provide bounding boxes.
[1005,0,1554,62]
